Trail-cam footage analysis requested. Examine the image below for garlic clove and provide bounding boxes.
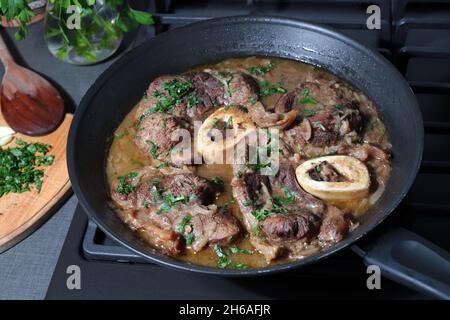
[0,126,15,146]
[295,155,370,201]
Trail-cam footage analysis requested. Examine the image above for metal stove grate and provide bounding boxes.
[82,0,450,264]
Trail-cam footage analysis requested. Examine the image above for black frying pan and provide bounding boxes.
[67,16,450,298]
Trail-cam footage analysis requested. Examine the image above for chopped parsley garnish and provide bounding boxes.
[275,187,298,205]
[252,188,298,221]
[247,63,275,75]
[221,199,235,211]
[175,214,192,233]
[217,256,232,269]
[253,225,263,236]
[164,194,189,206]
[249,96,257,105]
[300,87,319,105]
[158,202,171,214]
[211,176,225,187]
[162,79,193,100]
[0,139,55,197]
[145,140,158,159]
[175,214,195,245]
[156,161,170,169]
[213,244,227,258]
[116,171,138,196]
[213,244,232,269]
[211,117,220,128]
[260,80,287,97]
[156,193,189,214]
[225,116,233,129]
[230,247,253,255]
[335,104,344,110]
[215,73,234,97]
[249,162,271,171]
[137,79,193,124]
[185,233,195,245]
[242,200,257,207]
[235,263,249,270]
[187,92,200,108]
[252,208,271,221]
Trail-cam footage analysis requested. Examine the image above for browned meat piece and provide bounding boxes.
[135,75,193,120]
[138,221,183,256]
[135,71,260,125]
[339,143,391,193]
[190,206,241,249]
[274,89,301,113]
[134,112,192,164]
[318,206,354,243]
[261,211,320,240]
[269,162,325,216]
[274,79,349,113]
[140,203,240,252]
[307,106,341,146]
[193,70,260,108]
[226,72,259,106]
[279,103,363,161]
[231,163,330,261]
[189,72,226,120]
[247,101,299,129]
[164,173,217,203]
[111,167,240,254]
[111,167,218,210]
[343,143,390,162]
[299,76,354,106]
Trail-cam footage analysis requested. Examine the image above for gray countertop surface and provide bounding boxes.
[0,22,125,300]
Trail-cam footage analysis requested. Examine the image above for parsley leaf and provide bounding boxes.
[175,214,192,233]
[211,176,225,187]
[300,87,319,105]
[116,171,138,196]
[145,140,159,159]
[247,63,275,75]
[260,80,287,97]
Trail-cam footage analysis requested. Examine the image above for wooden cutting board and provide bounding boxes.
[0,113,73,253]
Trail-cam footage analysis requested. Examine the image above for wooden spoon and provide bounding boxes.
[0,34,64,136]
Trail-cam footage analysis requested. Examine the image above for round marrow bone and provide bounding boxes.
[295,155,370,201]
[196,107,256,162]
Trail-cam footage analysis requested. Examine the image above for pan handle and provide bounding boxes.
[352,228,450,299]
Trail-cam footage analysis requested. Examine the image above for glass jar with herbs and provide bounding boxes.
[44,0,153,65]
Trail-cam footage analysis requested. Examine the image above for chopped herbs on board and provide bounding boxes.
[0,139,55,197]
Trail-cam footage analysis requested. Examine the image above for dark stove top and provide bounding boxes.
[46,0,450,299]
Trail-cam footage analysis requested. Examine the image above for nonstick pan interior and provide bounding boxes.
[68,16,423,275]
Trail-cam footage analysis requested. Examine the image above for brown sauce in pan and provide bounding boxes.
[106,57,391,268]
